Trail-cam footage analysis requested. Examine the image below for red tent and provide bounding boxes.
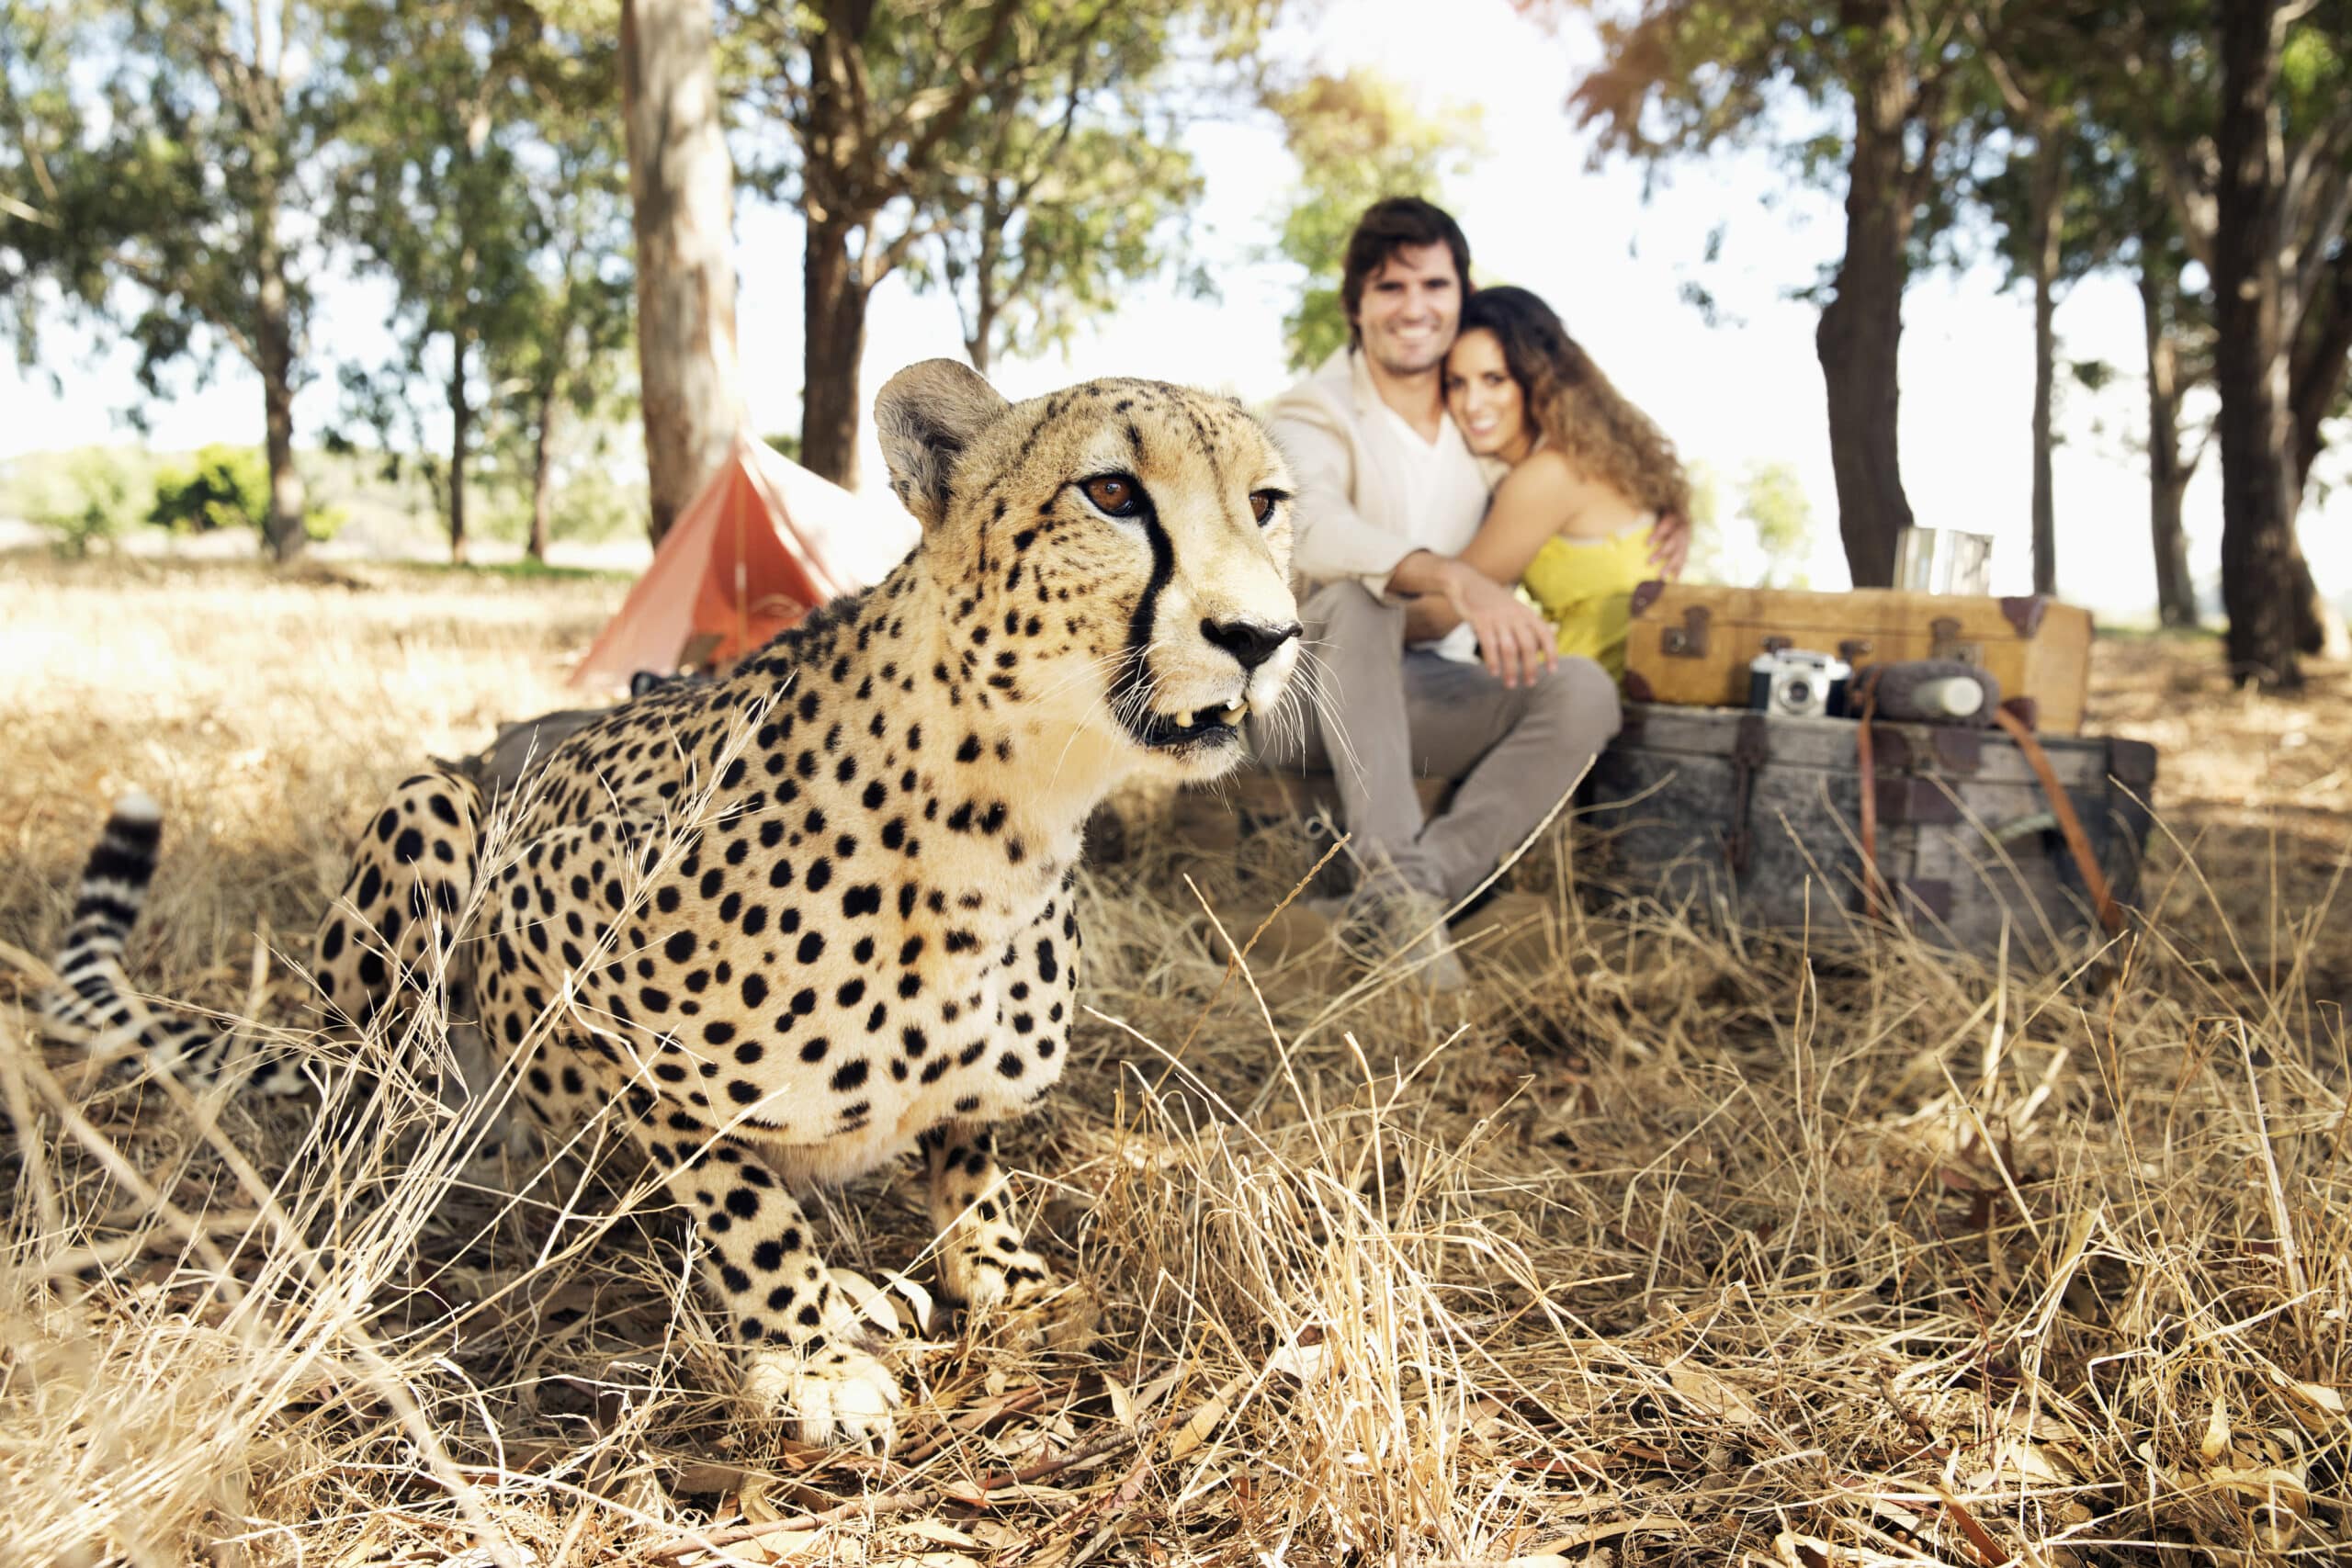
[572,434,920,691]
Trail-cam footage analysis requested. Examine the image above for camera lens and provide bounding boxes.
[1783,678,1812,705]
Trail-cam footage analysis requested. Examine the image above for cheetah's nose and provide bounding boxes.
[1200,617,1302,673]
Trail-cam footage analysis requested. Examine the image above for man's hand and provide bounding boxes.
[1647,510,1691,580]
[1435,558,1557,689]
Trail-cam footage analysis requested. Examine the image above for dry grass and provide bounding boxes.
[4,552,2351,1568]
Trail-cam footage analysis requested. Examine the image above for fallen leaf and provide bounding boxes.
[2281,1379,2346,1419]
[899,1521,980,1549]
[2200,1396,2230,1461]
[2210,1465,2308,1514]
[1666,1363,1764,1427]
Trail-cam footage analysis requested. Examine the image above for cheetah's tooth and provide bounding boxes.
[1219,700,1250,726]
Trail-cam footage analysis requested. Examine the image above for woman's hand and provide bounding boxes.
[1438,558,1558,689]
[1647,510,1691,580]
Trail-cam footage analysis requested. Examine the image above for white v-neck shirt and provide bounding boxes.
[1373,403,1490,662]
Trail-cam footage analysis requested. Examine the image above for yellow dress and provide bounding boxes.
[1519,519,1657,679]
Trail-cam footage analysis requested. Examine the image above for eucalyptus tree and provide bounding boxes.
[1565,0,1990,587]
[725,0,1280,489]
[330,0,633,563]
[3,0,341,558]
[915,91,1208,377]
[1266,69,1483,372]
[621,0,737,544]
[2104,0,2352,682]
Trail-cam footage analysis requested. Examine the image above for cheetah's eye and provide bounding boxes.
[1079,473,1144,519]
[1248,489,1286,526]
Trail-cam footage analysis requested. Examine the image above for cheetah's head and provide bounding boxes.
[876,360,1301,784]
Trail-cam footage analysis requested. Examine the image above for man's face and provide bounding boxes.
[1352,242,1461,379]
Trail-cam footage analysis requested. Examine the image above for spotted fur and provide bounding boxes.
[47,361,1301,1446]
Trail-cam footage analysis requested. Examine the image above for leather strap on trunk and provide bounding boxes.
[1856,689,1886,923]
[1853,680,2123,937]
[1989,705,2124,936]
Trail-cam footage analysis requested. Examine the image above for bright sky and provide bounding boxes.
[6,0,2346,618]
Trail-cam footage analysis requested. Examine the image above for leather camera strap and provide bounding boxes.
[1854,683,1886,923]
[1853,668,2121,937]
[1989,705,2124,936]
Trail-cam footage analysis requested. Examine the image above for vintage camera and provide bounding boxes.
[1748,649,1852,718]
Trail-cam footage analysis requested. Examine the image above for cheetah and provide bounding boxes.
[42,359,1302,1445]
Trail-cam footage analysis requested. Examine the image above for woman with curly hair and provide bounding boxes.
[1442,285,1690,679]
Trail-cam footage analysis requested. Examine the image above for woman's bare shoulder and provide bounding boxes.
[1496,447,1605,513]
[1496,446,1582,499]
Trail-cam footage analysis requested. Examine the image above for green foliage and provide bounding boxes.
[26,449,147,558]
[1737,460,1815,589]
[325,0,634,549]
[1679,458,1815,587]
[728,0,1281,378]
[921,117,1212,372]
[145,443,345,540]
[1560,0,1994,287]
[762,432,804,465]
[12,2,329,387]
[148,444,269,533]
[1266,70,1484,371]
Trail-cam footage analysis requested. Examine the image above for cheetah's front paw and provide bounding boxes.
[941,1232,1055,1313]
[742,1343,902,1447]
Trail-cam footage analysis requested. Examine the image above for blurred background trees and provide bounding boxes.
[1266,69,1483,371]
[723,0,1281,489]
[1560,0,2351,685]
[4,0,2346,683]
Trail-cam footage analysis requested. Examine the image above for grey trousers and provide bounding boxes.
[1250,580,1623,905]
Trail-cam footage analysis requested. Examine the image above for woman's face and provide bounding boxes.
[1443,328,1532,463]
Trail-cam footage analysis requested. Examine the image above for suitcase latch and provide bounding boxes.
[1929,616,1981,665]
[1661,604,1711,658]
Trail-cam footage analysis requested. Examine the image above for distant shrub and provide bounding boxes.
[31,450,147,558]
[149,444,345,542]
[148,444,270,533]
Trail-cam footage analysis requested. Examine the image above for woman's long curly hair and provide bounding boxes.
[1456,286,1690,517]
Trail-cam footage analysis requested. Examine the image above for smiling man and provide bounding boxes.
[1258,197,1671,987]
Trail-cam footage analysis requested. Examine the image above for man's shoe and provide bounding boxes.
[1451,889,1561,979]
[1240,897,1341,963]
[1340,873,1468,993]
[1199,896,1351,1002]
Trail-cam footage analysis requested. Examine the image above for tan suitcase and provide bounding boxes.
[1623,583,2094,733]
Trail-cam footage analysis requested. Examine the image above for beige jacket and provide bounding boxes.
[1266,348,1489,594]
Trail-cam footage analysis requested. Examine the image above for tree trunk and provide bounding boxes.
[964,299,993,377]
[800,210,870,488]
[2290,249,2352,502]
[961,189,1004,376]
[1815,36,1917,589]
[2028,125,2064,598]
[2210,0,2302,687]
[254,185,308,562]
[528,375,559,564]
[447,344,470,566]
[2138,258,2199,627]
[621,0,741,544]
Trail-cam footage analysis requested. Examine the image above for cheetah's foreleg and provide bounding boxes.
[628,1119,902,1446]
[921,1121,1053,1312]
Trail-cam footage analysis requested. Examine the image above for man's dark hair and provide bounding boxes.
[1340,197,1473,347]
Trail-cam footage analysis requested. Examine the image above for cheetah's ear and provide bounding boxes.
[875,359,1008,529]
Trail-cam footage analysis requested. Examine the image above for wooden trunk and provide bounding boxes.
[1623,583,2095,733]
[1584,705,2154,962]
